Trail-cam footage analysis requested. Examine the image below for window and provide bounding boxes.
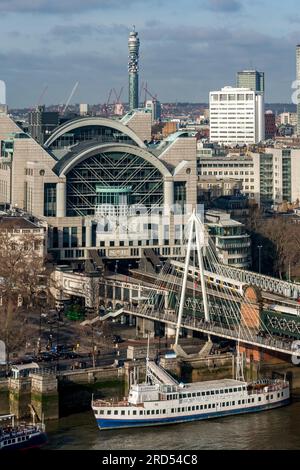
[71,227,78,248]
[114,410,118,415]
[44,183,57,217]
[63,227,69,248]
[121,410,125,415]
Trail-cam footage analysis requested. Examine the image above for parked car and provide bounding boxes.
[35,352,57,362]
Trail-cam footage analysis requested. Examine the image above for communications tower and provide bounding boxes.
[128,27,140,111]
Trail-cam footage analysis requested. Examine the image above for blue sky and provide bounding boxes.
[1,0,299,107]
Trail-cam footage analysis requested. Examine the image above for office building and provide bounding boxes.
[265,111,276,140]
[145,99,162,121]
[209,87,265,145]
[279,112,298,127]
[198,147,300,207]
[0,80,6,105]
[297,45,300,136]
[205,210,251,269]
[237,70,265,93]
[28,106,59,145]
[128,28,140,111]
[80,104,89,116]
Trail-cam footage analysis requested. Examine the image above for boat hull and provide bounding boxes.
[96,398,290,430]
[1,432,48,451]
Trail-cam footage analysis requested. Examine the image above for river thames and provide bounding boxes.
[45,394,300,450]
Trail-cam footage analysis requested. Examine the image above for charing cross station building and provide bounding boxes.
[0,110,198,267]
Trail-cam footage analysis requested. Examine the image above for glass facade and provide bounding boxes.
[282,154,291,202]
[174,182,186,210]
[49,125,137,151]
[66,151,164,216]
[44,183,57,217]
[260,154,273,206]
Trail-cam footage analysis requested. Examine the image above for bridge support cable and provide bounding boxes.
[126,213,295,356]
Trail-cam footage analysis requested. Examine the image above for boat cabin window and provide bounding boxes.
[192,393,196,397]
[147,410,150,415]
[151,410,155,415]
[139,410,143,415]
[206,391,210,396]
[215,390,219,395]
[220,389,224,394]
[162,410,166,414]
[121,410,125,415]
[229,388,233,393]
[107,410,111,415]
[211,390,215,395]
[114,410,118,415]
[133,410,137,415]
[99,410,104,415]
[156,410,159,415]
[234,388,237,392]
[201,392,205,396]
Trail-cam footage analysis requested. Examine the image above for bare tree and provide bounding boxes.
[0,230,52,368]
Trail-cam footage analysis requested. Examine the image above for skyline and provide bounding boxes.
[1,0,300,107]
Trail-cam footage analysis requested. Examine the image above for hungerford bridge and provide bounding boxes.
[54,213,300,359]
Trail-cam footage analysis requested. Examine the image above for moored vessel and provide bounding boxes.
[92,359,290,431]
[0,414,47,451]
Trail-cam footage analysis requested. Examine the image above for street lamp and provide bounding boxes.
[257,245,263,275]
[55,304,64,371]
[36,291,47,355]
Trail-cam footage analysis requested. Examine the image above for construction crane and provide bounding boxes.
[62,81,79,116]
[144,85,158,102]
[112,87,124,115]
[35,85,48,108]
[102,88,113,116]
[113,87,124,104]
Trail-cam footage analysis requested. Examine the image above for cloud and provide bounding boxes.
[0,0,142,14]
[206,0,242,12]
[49,23,129,44]
[1,21,297,106]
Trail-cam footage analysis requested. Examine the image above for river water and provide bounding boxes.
[45,394,300,450]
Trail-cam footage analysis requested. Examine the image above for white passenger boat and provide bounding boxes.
[92,359,290,430]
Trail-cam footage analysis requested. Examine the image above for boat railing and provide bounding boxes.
[0,425,41,439]
[92,398,144,408]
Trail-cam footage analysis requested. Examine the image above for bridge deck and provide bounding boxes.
[120,306,296,357]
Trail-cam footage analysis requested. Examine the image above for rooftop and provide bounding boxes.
[183,378,247,391]
[0,216,40,230]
